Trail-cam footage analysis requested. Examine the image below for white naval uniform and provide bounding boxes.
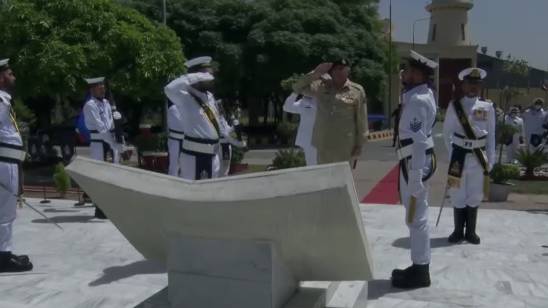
[0,90,24,252]
[397,84,437,265]
[522,108,547,151]
[167,102,185,177]
[83,97,119,163]
[443,97,496,208]
[504,114,525,162]
[164,75,220,180]
[283,93,318,166]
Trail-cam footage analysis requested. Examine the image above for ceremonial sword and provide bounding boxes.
[0,182,64,231]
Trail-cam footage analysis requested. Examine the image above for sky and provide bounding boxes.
[377,0,548,71]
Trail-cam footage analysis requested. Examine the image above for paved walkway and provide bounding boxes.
[1,199,548,307]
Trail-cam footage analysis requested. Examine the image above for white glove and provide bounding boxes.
[113,111,122,120]
[408,169,425,197]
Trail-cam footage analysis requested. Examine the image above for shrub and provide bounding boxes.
[490,163,520,184]
[271,149,305,170]
[231,146,245,164]
[516,148,548,177]
[53,163,71,197]
[276,121,298,145]
[134,133,167,152]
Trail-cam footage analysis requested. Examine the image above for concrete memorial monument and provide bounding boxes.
[66,157,373,308]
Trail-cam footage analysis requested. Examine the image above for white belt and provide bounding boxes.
[90,132,112,140]
[182,139,219,155]
[397,137,434,160]
[453,135,486,150]
[169,131,185,140]
[0,147,26,162]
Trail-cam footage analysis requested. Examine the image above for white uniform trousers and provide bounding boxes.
[90,140,120,163]
[399,174,431,265]
[302,145,318,166]
[449,157,483,209]
[219,143,232,177]
[168,138,183,177]
[0,162,18,252]
[180,152,220,181]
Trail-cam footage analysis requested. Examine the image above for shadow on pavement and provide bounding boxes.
[392,237,453,249]
[43,208,81,213]
[525,209,548,216]
[367,279,408,300]
[89,260,166,286]
[32,215,101,224]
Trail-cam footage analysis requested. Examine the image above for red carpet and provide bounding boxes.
[361,164,400,205]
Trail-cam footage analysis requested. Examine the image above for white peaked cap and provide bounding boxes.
[0,59,9,67]
[409,50,438,69]
[184,56,212,69]
[84,77,105,85]
[458,67,487,81]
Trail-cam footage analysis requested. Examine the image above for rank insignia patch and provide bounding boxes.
[410,118,423,133]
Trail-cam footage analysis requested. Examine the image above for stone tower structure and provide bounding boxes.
[426,0,474,47]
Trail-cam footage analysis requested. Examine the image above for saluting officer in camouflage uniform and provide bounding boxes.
[293,59,368,165]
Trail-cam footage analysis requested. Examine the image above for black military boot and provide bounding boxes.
[0,252,33,273]
[448,207,466,243]
[94,206,107,219]
[464,206,480,244]
[391,264,430,289]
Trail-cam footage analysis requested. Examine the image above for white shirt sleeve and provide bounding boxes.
[486,104,497,168]
[283,93,302,114]
[406,100,429,172]
[0,99,10,126]
[165,75,191,103]
[443,102,456,157]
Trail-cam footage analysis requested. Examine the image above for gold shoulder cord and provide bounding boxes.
[10,107,21,134]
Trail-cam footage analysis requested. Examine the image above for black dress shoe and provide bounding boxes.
[464,206,480,245]
[448,207,466,243]
[0,252,33,273]
[391,264,431,289]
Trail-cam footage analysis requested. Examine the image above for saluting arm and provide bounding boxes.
[282,93,303,114]
[292,73,322,98]
[164,75,191,103]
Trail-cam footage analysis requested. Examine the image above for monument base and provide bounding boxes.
[135,237,367,308]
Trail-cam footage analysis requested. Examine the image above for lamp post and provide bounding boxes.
[388,0,393,129]
[412,17,430,49]
[162,0,167,25]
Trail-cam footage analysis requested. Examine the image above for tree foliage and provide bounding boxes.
[124,0,387,114]
[0,0,185,105]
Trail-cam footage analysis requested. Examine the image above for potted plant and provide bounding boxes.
[269,149,306,170]
[53,163,71,199]
[495,122,518,164]
[516,148,548,179]
[489,163,520,202]
[229,146,249,175]
[134,132,168,173]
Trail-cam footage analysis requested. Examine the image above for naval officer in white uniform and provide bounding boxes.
[83,76,119,219]
[165,71,221,180]
[443,67,496,245]
[0,58,33,272]
[391,51,438,289]
[283,93,318,165]
[167,98,185,177]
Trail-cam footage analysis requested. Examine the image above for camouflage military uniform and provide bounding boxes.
[293,73,368,164]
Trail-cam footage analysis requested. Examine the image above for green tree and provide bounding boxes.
[0,0,185,129]
[125,0,387,125]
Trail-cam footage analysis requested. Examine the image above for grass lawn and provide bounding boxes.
[240,164,268,174]
[511,180,548,195]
